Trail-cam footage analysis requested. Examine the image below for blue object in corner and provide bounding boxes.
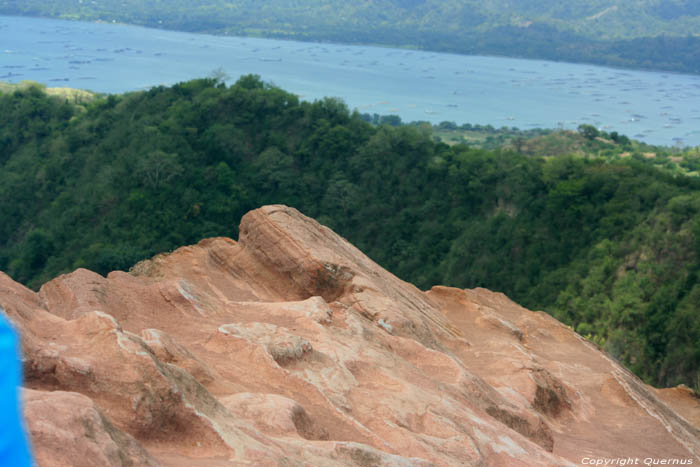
[0,311,34,467]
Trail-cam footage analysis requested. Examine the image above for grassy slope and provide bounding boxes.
[429,124,700,176]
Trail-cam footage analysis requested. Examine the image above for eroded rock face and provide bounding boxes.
[23,389,159,467]
[1,205,699,466]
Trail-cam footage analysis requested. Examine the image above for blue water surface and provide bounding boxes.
[2,15,699,146]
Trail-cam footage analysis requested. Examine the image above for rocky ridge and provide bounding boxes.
[1,205,699,466]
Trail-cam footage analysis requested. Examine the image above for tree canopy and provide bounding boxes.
[1,77,699,390]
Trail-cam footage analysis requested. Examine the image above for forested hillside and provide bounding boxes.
[1,78,699,391]
[2,0,700,73]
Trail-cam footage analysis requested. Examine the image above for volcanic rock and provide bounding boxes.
[23,389,158,467]
[1,205,698,466]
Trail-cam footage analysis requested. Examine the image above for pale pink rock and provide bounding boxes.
[0,205,696,466]
[23,389,158,467]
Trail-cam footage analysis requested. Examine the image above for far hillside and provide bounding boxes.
[2,0,700,73]
[424,121,700,176]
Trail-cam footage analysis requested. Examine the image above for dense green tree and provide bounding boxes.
[578,124,600,140]
[1,78,700,391]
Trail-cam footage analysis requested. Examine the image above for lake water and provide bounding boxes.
[2,15,700,147]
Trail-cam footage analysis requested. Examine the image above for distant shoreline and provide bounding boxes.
[1,10,699,76]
